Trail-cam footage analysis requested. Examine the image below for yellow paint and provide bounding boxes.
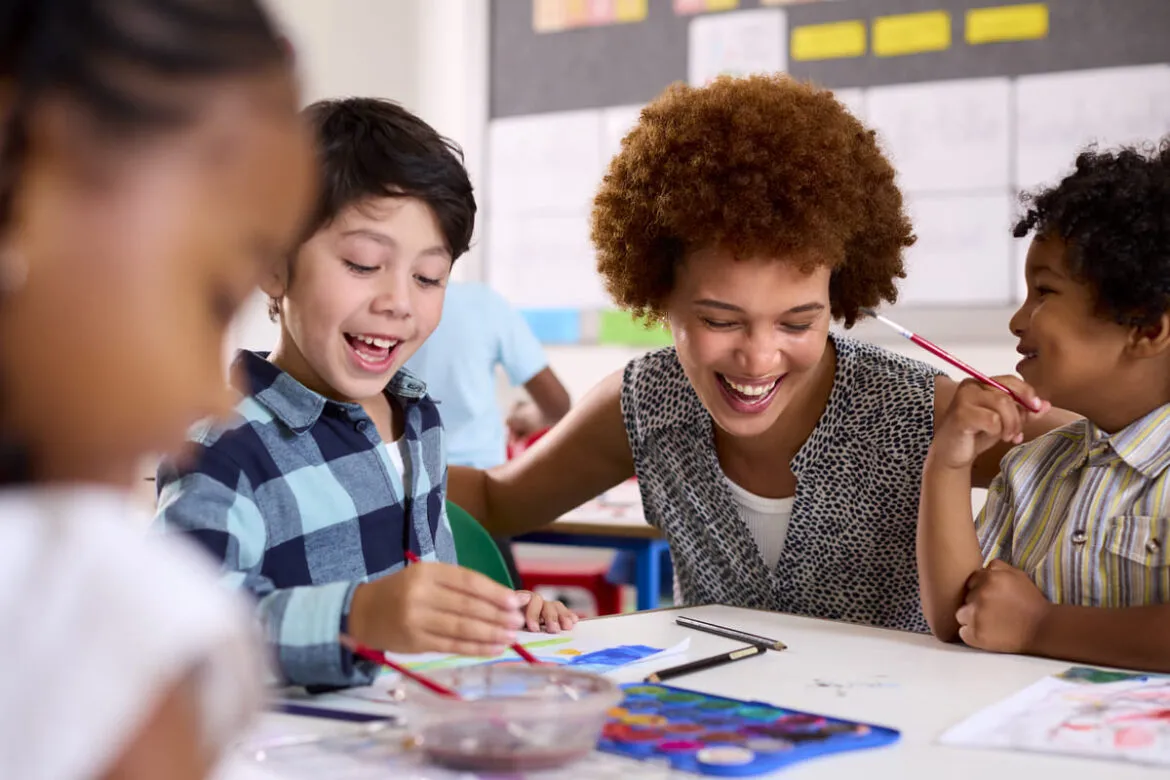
[966,3,1048,45]
[705,0,740,10]
[872,10,952,57]
[608,707,629,718]
[554,648,583,656]
[791,20,867,61]
[624,714,668,727]
[615,0,648,23]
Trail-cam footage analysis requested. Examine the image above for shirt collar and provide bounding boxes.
[233,350,429,433]
[1080,403,1170,480]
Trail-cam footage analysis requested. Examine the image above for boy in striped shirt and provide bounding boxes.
[918,139,1170,672]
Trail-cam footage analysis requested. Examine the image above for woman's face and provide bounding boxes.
[0,69,316,483]
[666,247,834,440]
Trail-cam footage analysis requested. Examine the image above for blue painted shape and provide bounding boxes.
[519,308,582,344]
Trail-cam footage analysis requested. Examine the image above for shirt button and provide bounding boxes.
[1070,529,1087,545]
[356,420,369,433]
[1148,538,1162,555]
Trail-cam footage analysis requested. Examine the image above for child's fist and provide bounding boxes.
[517,590,579,633]
[956,559,1052,653]
[932,377,1048,469]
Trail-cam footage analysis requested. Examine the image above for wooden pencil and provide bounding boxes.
[645,645,764,683]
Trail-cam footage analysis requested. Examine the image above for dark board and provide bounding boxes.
[490,0,1170,119]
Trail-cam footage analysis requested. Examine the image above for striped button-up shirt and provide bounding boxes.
[979,404,1170,608]
[154,351,455,688]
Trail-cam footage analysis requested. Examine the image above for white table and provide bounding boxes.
[247,605,1157,778]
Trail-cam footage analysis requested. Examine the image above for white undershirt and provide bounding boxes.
[385,436,411,490]
[725,479,795,570]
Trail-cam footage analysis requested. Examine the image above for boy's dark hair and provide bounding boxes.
[269,98,476,318]
[0,0,287,485]
[1014,138,1170,328]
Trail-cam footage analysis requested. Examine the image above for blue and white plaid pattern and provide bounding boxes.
[154,350,456,687]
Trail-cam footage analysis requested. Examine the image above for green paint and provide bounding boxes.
[738,706,783,720]
[661,692,704,704]
[597,310,673,347]
[698,699,740,711]
[519,636,576,650]
[625,685,667,696]
[1056,666,1146,684]
[378,636,575,674]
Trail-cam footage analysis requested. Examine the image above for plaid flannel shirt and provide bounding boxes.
[154,350,456,687]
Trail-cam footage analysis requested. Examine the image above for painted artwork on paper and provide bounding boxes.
[941,666,1170,766]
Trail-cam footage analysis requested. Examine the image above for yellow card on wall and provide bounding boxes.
[873,10,952,57]
[966,3,1049,45]
[791,19,866,61]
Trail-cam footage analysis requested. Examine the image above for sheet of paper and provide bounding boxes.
[898,192,1014,307]
[1015,65,1170,191]
[485,213,611,309]
[866,77,1012,192]
[687,8,787,87]
[392,633,689,673]
[601,103,644,169]
[940,666,1170,767]
[1012,236,1029,304]
[487,110,605,217]
[334,633,690,706]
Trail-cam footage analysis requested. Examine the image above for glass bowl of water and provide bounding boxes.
[396,663,622,772]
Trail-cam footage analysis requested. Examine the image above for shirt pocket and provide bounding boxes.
[1101,515,1170,607]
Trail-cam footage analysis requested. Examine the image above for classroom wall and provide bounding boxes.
[262,0,1022,394]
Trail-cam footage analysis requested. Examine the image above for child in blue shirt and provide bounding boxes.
[405,282,569,470]
[155,98,574,688]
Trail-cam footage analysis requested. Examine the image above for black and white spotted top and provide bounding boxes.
[621,333,944,633]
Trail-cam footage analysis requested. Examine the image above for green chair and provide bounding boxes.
[446,500,515,588]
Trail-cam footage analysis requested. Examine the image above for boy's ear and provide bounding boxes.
[258,255,291,300]
[1128,313,1170,359]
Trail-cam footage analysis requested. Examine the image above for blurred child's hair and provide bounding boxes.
[0,0,289,484]
[268,98,476,320]
[1014,138,1170,328]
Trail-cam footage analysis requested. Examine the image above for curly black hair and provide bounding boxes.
[1014,138,1170,328]
[592,75,914,327]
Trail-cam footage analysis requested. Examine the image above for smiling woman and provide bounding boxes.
[448,75,1072,632]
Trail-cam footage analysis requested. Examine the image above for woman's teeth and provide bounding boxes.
[720,375,779,397]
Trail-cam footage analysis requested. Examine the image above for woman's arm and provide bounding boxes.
[933,376,1078,488]
[449,369,635,537]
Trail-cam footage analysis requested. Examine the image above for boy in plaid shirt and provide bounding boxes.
[155,99,574,688]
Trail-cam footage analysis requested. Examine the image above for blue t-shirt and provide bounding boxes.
[406,282,548,468]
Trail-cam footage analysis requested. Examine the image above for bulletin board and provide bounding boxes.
[485,0,1170,346]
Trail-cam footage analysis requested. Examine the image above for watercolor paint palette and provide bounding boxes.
[597,683,900,776]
